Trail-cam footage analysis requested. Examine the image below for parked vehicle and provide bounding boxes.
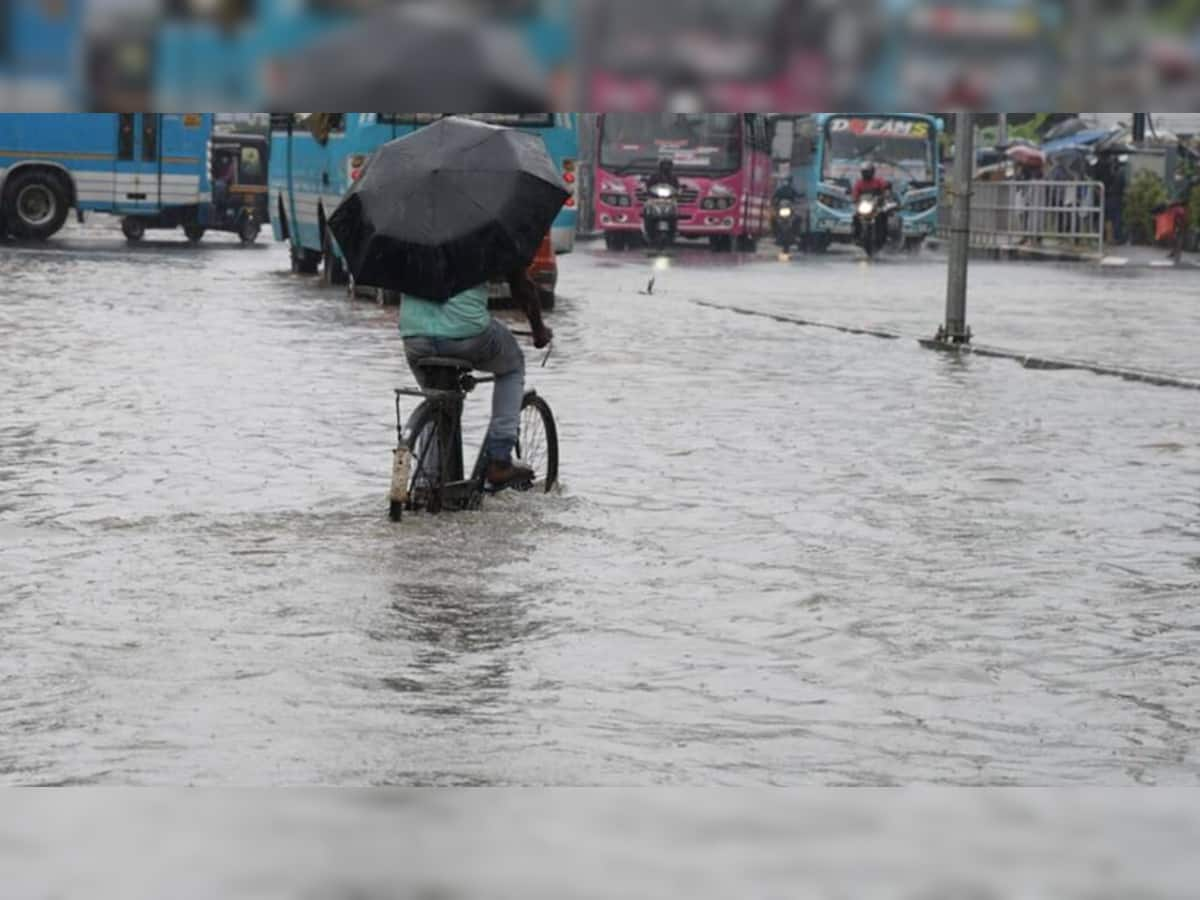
[0,113,213,241]
[121,132,269,245]
[488,232,559,311]
[269,112,577,285]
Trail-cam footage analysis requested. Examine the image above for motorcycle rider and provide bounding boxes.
[772,177,801,248]
[851,164,892,246]
[645,157,681,193]
[852,163,890,203]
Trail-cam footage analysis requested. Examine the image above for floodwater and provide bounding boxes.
[2,225,1199,786]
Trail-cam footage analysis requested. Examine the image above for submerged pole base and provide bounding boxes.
[933,324,972,345]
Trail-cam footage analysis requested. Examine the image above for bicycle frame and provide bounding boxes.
[394,371,498,514]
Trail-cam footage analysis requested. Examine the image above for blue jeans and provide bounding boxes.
[403,318,525,463]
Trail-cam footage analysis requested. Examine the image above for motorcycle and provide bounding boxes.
[853,190,902,258]
[773,198,801,252]
[642,181,679,252]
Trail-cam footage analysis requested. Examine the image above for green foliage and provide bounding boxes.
[1123,170,1169,245]
[1191,182,1200,233]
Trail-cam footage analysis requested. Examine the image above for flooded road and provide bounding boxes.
[2,226,1199,786]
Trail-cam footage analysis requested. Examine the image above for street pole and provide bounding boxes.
[997,112,1008,147]
[939,112,974,345]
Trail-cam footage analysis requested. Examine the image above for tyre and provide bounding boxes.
[538,287,556,312]
[321,226,349,286]
[604,231,625,251]
[183,223,205,243]
[735,234,757,253]
[290,244,320,274]
[402,402,464,515]
[3,170,69,240]
[516,392,559,493]
[239,217,260,245]
[904,236,925,255]
[121,218,146,243]
[710,235,733,253]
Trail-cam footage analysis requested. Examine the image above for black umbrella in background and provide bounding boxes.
[267,5,550,112]
[328,116,568,300]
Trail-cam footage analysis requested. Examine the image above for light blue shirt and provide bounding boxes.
[399,284,491,340]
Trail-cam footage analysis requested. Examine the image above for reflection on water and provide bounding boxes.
[1,226,1199,786]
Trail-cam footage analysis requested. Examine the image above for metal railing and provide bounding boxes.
[938,180,1107,259]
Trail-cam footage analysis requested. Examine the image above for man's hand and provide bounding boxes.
[507,267,549,342]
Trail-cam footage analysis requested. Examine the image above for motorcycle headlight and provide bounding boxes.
[653,185,673,198]
[778,207,792,218]
[857,200,875,216]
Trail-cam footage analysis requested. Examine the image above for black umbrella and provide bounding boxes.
[328,116,568,300]
[267,6,550,112]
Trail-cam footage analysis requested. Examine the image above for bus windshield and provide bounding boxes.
[599,113,741,174]
[822,116,935,188]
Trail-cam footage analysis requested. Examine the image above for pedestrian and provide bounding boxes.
[1049,155,1072,240]
[1098,153,1127,245]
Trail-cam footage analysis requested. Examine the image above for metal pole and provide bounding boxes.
[940,112,974,345]
[997,112,1008,147]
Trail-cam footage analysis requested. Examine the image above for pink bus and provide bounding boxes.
[594,113,774,252]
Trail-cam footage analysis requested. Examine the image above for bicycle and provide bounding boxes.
[388,338,559,520]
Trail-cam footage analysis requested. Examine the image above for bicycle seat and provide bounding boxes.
[415,357,473,371]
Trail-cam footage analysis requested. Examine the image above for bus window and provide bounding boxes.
[142,114,158,162]
[118,114,135,160]
[239,146,264,181]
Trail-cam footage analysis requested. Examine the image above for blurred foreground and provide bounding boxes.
[3,0,1199,110]
[3,789,1200,899]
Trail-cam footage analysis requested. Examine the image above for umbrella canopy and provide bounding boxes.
[1006,144,1046,169]
[267,6,550,112]
[328,116,568,300]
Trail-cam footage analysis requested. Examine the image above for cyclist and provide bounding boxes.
[400,268,553,489]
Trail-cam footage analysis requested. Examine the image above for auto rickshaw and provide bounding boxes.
[120,132,269,245]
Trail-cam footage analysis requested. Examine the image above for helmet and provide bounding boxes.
[861,164,876,181]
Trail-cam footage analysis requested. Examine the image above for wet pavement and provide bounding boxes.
[2,225,1199,786]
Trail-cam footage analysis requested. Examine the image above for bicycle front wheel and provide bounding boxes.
[516,392,559,493]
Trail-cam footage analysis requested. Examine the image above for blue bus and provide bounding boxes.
[270,112,578,283]
[0,113,214,241]
[782,113,943,252]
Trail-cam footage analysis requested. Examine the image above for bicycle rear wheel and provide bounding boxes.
[404,402,463,514]
[516,392,559,492]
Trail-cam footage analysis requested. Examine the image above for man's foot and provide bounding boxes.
[485,459,535,491]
